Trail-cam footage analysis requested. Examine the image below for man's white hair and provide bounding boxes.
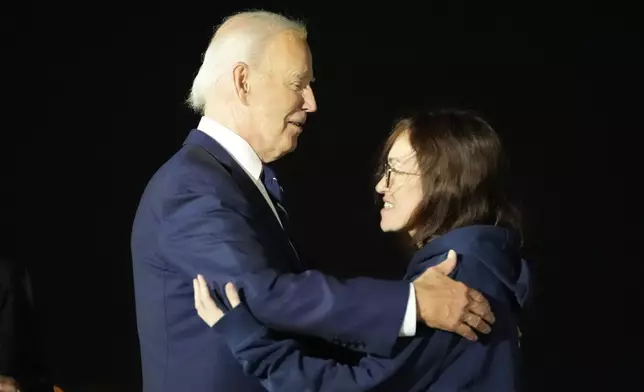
[187,10,307,114]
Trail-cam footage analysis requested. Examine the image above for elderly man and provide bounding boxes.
[131,10,495,392]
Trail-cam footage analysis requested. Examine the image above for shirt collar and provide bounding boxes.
[197,116,263,181]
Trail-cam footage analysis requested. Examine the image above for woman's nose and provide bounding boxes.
[375,175,387,193]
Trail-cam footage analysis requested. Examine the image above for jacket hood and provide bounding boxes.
[406,225,533,309]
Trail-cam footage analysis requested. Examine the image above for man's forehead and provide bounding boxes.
[265,32,312,73]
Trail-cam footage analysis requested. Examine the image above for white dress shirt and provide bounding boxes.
[197,116,417,337]
[198,117,283,227]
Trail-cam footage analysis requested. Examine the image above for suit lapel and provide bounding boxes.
[183,129,301,268]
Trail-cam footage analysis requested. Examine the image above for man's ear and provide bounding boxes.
[232,62,250,105]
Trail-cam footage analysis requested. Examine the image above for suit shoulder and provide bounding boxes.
[152,145,233,190]
[169,144,229,177]
[134,145,240,218]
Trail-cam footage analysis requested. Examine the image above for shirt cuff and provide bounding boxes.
[398,283,417,337]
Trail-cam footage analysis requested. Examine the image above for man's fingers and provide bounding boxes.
[455,323,478,341]
[433,249,458,275]
[225,282,241,308]
[462,312,491,334]
[467,287,486,303]
[467,292,495,325]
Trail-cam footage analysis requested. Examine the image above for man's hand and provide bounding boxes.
[413,250,495,341]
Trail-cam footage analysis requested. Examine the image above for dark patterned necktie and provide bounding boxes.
[260,165,302,265]
[260,165,289,229]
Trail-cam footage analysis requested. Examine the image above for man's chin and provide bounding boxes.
[286,134,300,151]
[270,142,298,162]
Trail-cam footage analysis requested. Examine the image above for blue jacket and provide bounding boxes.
[213,225,533,391]
[131,130,411,392]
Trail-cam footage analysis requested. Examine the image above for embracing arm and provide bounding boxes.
[198,250,521,392]
[212,303,401,392]
[193,278,405,392]
[159,188,410,356]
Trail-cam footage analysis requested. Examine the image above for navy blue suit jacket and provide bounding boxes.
[131,130,410,392]
[213,225,533,391]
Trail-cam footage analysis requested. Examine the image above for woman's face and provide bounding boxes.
[375,131,424,234]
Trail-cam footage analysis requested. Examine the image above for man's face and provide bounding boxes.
[246,30,317,162]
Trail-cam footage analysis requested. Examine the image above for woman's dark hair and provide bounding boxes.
[376,108,522,247]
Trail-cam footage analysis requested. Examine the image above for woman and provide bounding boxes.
[193,109,532,391]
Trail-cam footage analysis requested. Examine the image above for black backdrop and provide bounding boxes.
[9,2,641,391]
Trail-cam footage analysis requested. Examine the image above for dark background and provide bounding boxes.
[7,1,641,391]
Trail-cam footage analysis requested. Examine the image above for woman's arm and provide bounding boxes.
[218,305,400,391]
[193,243,522,392]
[194,277,399,392]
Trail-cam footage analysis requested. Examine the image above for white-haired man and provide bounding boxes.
[131,10,494,392]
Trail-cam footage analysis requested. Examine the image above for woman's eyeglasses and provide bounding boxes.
[383,162,420,188]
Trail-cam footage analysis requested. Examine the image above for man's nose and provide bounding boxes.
[303,86,317,113]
